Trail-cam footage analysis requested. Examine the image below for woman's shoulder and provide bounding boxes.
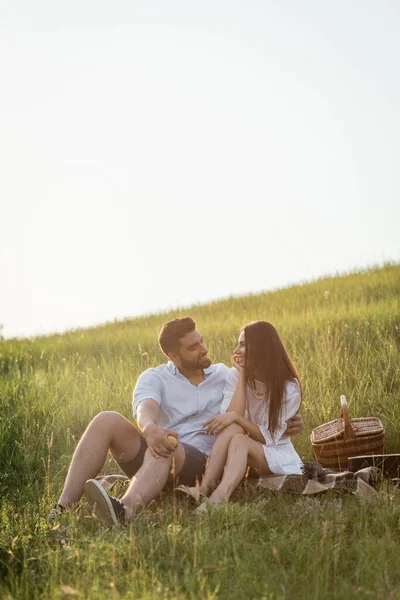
[222,367,239,389]
[227,367,239,381]
[285,378,301,397]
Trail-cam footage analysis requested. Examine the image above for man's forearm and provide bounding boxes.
[136,400,160,434]
[138,419,158,435]
[285,413,303,436]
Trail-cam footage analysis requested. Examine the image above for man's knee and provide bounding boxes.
[144,447,165,461]
[143,445,185,476]
[143,447,175,464]
[90,410,124,428]
[89,411,137,441]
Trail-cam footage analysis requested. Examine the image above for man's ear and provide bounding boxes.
[167,351,179,363]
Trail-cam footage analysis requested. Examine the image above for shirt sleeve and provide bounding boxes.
[220,368,239,413]
[132,369,163,418]
[258,379,302,446]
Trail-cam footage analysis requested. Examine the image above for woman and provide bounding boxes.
[178,321,303,506]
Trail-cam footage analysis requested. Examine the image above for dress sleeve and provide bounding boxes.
[258,379,302,446]
[220,368,239,413]
[132,369,163,418]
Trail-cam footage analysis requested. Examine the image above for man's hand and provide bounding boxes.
[285,413,303,436]
[143,424,178,458]
[203,412,238,435]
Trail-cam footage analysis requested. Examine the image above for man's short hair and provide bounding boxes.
[158,317,196,356]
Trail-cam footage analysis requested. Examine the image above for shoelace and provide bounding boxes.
[111,497,127,524]
[48,504,64,520]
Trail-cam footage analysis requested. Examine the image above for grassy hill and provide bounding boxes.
[1,263,399,599]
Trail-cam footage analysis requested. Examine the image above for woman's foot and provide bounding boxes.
[192,499,227,516]
[175,485,205,505]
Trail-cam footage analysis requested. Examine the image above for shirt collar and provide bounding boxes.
[167,360,178,375]
[167,360,214,378]
[203,365,214,377]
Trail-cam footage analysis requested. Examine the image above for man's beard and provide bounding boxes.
[180,355,212,370]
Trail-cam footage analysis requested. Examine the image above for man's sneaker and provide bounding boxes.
[47,503,65,521]
[84,479,127,528]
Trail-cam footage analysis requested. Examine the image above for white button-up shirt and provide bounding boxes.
[133,361,230,455]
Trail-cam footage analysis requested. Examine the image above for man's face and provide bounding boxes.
[171,329,211,370]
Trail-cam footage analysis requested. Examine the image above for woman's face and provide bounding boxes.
[233,331,246,366]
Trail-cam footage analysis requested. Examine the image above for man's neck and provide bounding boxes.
[177,366,205,386]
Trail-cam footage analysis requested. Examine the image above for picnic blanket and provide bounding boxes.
[257,466,380,500]
[96,464,380,501]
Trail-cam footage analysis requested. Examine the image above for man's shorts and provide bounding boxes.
[116,435,208,487]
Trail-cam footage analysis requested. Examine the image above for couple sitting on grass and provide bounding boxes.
[49,317,304,527]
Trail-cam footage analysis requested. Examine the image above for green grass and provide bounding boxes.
[1,263,400,599]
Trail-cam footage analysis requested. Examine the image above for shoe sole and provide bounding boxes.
[84,479,121,528]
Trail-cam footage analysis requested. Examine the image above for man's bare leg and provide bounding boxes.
[198,423,244,495]
[58,411,142,507]
[121,444,186,521]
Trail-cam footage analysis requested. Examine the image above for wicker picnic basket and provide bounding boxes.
[311,395,385,469]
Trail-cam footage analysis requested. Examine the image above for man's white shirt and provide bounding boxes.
[133,361,231,455]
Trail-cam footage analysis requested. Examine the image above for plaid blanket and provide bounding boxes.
[96,465,380,501]
[257,466,380,500]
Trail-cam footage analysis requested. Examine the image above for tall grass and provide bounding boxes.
[1,264,400,599]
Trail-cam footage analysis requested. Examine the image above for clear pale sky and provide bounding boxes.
[1,1,399,339]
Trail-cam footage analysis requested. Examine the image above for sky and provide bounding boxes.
[1,0,399,339]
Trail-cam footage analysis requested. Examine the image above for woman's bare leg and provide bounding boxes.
[199,423,244,495]
[58,411,142,507]
[208,433,272,504]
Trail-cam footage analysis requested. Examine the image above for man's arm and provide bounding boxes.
[136,398,161,432]
[285,413,304,436]
[136,399,178,459]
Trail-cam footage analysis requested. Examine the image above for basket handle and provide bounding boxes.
[340,395,356,439]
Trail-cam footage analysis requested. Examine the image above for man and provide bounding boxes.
[49,317,303,527]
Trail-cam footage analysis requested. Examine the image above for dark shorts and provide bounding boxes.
[116,435,208,487]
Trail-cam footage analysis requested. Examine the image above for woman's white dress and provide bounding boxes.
[220,368,303,475]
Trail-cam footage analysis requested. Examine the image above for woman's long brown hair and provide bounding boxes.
[243,321,302,436]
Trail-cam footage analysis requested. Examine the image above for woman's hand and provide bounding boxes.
[231,355,244,371]
[203,412,239,435]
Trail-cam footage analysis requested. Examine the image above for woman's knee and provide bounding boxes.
[218,423,244,440]
[228,432,249,451]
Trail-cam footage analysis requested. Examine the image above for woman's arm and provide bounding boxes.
[235,415,266,443]
[205,380,302,445]
[225,367,246,415]
[203,412,266,443]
